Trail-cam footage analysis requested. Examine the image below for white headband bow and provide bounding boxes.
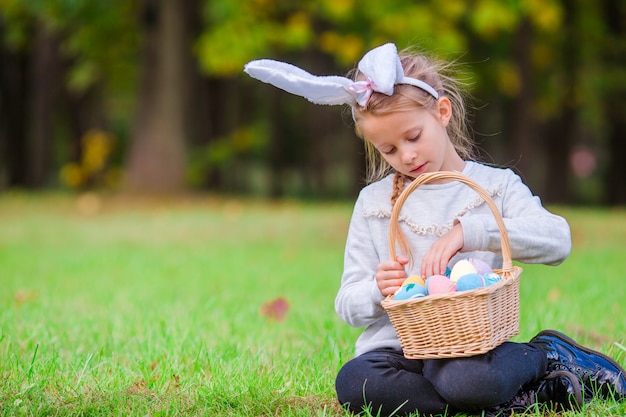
[243,43,438,108]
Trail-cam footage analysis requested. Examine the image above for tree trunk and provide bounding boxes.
[603,0,626,205]
[544,4,579,204]
[268,89,287,199]
[509,18,535,185]
[0,22,30,188]
[26,21,61,188]
[123,0,190,193]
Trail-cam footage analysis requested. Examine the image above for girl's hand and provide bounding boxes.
[376,256,409,297]
[421,223,464,278]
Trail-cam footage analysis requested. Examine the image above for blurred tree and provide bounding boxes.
[0,10,30,187]
[28,21,62,187]
[0,0,137,188]
[194,0,472,197]
[123,0,192,193]
[602,0,626,205]
[0,0,623,203]
[0,11,62,188]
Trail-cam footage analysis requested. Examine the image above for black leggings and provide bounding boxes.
[335,342,548,416]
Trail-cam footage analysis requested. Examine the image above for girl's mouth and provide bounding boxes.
[410,163,427,175]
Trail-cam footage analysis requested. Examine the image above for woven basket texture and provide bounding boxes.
[381,171,521,359]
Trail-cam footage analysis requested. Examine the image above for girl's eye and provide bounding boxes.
[382,147,396,155]
[409,134,420,142]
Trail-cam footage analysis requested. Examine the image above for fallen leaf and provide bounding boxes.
[260,297,290,322]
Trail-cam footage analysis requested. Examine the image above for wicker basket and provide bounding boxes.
[381,171,522,359]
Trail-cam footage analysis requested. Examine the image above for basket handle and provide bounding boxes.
[388,171,514,275]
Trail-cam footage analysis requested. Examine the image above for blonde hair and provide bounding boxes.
[348,48,476,204]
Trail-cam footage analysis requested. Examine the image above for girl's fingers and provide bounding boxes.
[376,258,408,296]
[396,255,409,265]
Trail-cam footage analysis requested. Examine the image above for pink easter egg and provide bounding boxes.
[425,275,457,295]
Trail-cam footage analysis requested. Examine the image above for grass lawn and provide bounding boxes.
[1,192,625,416]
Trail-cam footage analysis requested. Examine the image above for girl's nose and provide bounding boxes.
[401,149,416,164]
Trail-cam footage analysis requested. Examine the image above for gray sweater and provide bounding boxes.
[335,161,571,357]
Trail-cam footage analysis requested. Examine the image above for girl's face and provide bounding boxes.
[357,98,464,178]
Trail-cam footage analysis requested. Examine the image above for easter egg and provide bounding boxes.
[456,273,485,291]
[450,260,477,283]
[483,272,502,286]
[425,275,456,295]
[393,283,428,300]
[402,275,425,287]
[467,258,493,275]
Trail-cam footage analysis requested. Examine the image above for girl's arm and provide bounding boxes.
[458,169,571,265]
[335,196,390,328]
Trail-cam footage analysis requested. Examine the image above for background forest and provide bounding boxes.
[0,0,624,204]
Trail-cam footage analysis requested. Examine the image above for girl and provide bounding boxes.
[244,43,626,416]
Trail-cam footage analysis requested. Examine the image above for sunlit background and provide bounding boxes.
[0,0,624,204]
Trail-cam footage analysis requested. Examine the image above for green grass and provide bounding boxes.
[0,192,624,416]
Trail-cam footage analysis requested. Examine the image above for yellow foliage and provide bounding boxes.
[104,168,122,189]
[522,0,563,32]
[437,0,467,20]
[337,35,364,66]
[232,126,257,152]
[284,12,313,48]
[321,0,354,20]
[319,31,342,55]
[531,43,554,70]
[433,21,468,53]
[59,129,118,190]
[196,18,275,76]
[471,0,519,39]
[60,163,85,188]
[82,130,114,174]
[318,32,363,66]
[497,62,521,97]
[251,0,272,9]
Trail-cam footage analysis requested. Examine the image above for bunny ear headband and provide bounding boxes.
[243,43,438,108]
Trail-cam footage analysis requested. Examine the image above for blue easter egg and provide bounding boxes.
[393,283,428,300]
[483,272,503,286]
[455,273,485,292]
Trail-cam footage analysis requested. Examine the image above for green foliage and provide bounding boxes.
[196,0,318,75]
[0,0,31,49]
[187,122,270,188]
[0,0,139,94]
[1,0,623,201]
[191,0,571,106]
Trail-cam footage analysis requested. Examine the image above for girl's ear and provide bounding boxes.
[437,97,452,127]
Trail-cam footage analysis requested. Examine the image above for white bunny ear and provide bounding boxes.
[357,43,404,96]
[244,44,438,109]
[243,59,357,106]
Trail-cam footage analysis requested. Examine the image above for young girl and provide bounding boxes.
[244,43,626,416]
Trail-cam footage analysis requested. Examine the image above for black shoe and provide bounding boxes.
[484,370,583,417]
[530,329,626,401]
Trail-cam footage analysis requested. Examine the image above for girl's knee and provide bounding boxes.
[335,352,405,415]
[424,359,509,407]
[335,360,367,411]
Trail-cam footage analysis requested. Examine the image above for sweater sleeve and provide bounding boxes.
[458,169,571,265]
[334,194,387,328]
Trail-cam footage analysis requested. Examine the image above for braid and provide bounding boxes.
[391,172,410,208]
[390,172,414,267]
